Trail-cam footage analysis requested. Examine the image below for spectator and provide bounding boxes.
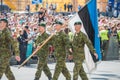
[17,29,27,65]
[69,3,73,12]
[67,3,70,12]
[108,2,113,18]
[64,3,67,12]
[46,3,49,9]
[78,5,81,11]
[25,4,30,12]
[52,3,57,14]
[38,8,46,24]
[26,29,34,58]
[117,23,120,46]
[99,27,109,60]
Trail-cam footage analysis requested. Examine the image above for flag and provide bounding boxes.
[68,0,101,72]
[32,0,42,4]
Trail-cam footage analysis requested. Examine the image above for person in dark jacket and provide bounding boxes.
[17,29,27,65]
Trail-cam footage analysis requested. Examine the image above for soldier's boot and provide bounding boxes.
[48,76,52,80]
[34,77,39,80]
[66,78,71,80]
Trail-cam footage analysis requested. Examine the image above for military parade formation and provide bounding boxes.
[0,0,120,80]
[0,14,98,80]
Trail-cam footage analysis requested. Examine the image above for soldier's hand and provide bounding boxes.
[15,56,21,62]
[68,55,73,60]
[94,53,98,59]
[69,48,73,53]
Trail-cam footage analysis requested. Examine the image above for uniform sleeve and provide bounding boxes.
[48,34,55,46]
[12,39,20,56]
[62,33,71,49]
[62,33,72,55]
[5,28,20,56]
[4,28,12,42]
[35,35,41,46]
[82,33,96,54]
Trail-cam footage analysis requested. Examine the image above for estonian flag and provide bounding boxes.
[68,0,101,72]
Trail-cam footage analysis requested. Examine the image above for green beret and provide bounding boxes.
[74,21,82,25]
[39,23,46,27]
[54,21,63,25]
[0,19,8,24]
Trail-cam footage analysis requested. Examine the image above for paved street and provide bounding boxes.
[1,60,120,80]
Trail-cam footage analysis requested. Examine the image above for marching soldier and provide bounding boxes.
[69,22,98,80]
[52,21,71,80]
[34,23,52,80]
[0,19,20,80]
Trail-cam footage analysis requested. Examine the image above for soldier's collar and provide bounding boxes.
[56,29,61,32]
[55,32,59,35]
[55,30,62,35]
[40,31,45,35]
[75,31,81,36]
[75,33,78,36]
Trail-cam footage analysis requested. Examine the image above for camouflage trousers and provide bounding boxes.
[73,61,88,80]
[35,60,52,80]
[52,60,71,80]
[0,57,15,80]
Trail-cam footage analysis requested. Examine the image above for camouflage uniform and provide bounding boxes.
[72,32,96,80]
[0,28,19,80]
[34,32,52,80]
[52,31,71,80]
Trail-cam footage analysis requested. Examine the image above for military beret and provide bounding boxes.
[74,21,82,25]
[39,23,46,27]
[54,21,63,25]
[0,19,8,24]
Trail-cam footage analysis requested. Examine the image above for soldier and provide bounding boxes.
[34,23,52,80]
[69,22,98,80]
[0,19,20,80]
[52,21,71,80]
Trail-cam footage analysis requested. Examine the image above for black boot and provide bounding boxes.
[48,76,52,80]
[34,77,39,80]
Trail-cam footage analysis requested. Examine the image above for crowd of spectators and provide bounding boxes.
[99,16,120,60]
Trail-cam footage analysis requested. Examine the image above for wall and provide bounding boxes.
[3,0,108,12]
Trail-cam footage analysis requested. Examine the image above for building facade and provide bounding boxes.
[2,0,108,12]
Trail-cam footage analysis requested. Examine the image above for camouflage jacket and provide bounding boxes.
[35,32,50,59]
[0,28,19,58]
[51,31,70,60]
[72,31,95,57]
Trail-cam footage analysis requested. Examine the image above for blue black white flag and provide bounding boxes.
[68,0,101,72]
